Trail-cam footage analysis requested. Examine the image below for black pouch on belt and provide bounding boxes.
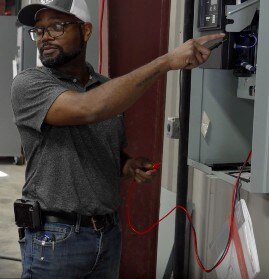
[14,199,42,230]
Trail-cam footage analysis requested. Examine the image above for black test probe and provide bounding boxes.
[208,38,228,51]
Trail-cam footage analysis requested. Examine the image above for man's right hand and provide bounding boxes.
[167,33,226,71]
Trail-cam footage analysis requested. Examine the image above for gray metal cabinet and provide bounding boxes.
[188,0,269,193]
[0,16,21,158]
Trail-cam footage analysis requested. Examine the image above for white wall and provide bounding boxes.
[188,169,269,279]
[247,193,269,278]
[157,0,184,277]
[160,0,184,194]
[188,170,247,279]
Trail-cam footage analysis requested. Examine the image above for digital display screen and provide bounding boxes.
[199,0,220,31]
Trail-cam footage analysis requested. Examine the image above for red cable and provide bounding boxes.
[126,151,252,273]
[98,0,106,74]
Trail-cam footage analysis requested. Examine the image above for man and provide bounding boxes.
[11,0,224,278]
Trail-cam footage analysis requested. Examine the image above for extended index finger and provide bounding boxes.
[196,33,226,45]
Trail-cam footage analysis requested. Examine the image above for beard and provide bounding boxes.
[40,38,85,68]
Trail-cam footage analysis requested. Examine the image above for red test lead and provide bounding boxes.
[141,162,161,172]
[127,152,252,273]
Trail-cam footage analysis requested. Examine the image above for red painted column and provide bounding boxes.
[0,0,6,14]
[107,1,171,278]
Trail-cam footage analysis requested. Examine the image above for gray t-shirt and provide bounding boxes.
[11,64,126,216]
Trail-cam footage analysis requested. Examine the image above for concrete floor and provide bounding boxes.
[0,159,25,279]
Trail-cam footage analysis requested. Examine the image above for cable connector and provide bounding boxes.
[141,162,161,172]
[152,162,161,170]
[240,62,256,73]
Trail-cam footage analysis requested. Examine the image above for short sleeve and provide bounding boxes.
[11,69,68,133]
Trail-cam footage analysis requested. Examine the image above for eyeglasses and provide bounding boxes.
[28,21,84,41]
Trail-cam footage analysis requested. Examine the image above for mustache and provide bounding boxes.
[40,43,62,54]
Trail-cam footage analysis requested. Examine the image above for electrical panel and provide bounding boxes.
[198,0,235,31]
[188,0,269,193]
[233,12,259,78]
[197,0,236,69]
[198,0,259,76]
[197,0,259,96]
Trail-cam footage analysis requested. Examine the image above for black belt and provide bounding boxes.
[42,211,116,231]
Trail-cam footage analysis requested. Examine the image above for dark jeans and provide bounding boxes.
[19,216,122,279]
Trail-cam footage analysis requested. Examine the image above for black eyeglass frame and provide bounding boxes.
[28,21,84,41]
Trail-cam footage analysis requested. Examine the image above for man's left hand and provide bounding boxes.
[122,157,159,184]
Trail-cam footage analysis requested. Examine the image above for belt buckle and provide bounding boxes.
[91,216,103,232]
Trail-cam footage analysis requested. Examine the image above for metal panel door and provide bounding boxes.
[0,16,21,157]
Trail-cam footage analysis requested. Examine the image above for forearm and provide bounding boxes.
[82,55,170,123]
[45,33,224,126]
